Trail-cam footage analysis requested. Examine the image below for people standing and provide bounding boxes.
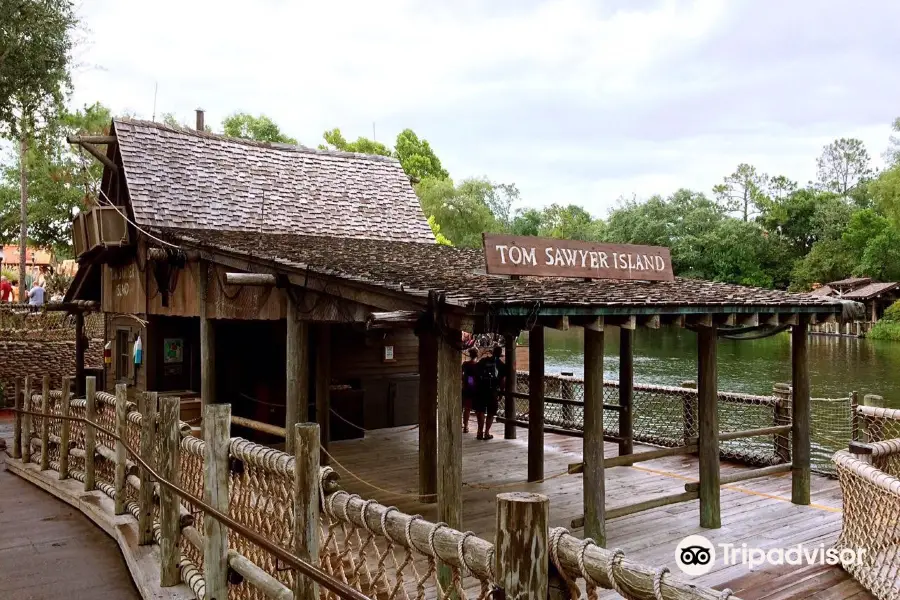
[461,348,479,433]
[474,345,507,440]
[27,280,45,307]
[0,276,11,303]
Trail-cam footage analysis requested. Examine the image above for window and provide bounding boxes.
[116,329,132,382]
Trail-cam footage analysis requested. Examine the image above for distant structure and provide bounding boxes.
[810,277,900,336]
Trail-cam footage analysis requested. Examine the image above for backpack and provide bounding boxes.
[478,358,500,392]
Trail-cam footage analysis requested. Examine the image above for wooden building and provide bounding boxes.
[66,116,855,544]
[810,277,899,335]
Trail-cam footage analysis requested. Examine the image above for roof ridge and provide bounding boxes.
[112,117,403,164]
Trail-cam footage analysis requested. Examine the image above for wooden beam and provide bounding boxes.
[618,328,634,456]
[684,463,791,492]
[781,313,799,326]
[637,314,660,329]
[714,313,736,326]
[232,415,286,438]
[74,312,85,397]
[495,493,549,598]
[604,444,697,468]
[760,313,779,326]
[737,313,759,327]
[541,315,569,330]
[583,326,605,545]
[368,310,421,329]
[697,325,720,529]
[792,314,811,505]
[293,423,320,600]
[203,404,231,600]
[437,328,463,529]
[418,330,438,502]
[687,314,713,327]
[285,293,309,454]
[67,134,117,144]
[570,315,604,331]
[316,324,332,465]
[199,261,215,407]
[606,315,636,330]
[528,326,545,482]
[718,424,792,442]
[667,314,686,328]
[503,333,518,440]
[79,142,118,172]
[224,272,277,286]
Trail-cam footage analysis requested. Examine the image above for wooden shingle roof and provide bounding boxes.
[113,119,435,243]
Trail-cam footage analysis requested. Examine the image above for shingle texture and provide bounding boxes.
[113,119,435,243]
[157,228,844,312]
[842,282,899,300]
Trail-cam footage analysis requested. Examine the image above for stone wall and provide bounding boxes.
[0,340,104,406]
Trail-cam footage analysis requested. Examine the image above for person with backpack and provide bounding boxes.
[474,346,507,440]
[461,348,479,433]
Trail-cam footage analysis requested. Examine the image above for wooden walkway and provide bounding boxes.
[0,413,140,600]
[328,421,873,599]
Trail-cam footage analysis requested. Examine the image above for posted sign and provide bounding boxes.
[482,233,674,281]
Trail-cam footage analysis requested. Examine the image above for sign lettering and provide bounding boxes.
[483,233,674,281]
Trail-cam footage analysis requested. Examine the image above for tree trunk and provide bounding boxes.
[18,131,28,302]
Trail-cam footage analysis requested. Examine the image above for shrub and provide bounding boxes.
[1,268,18,284]
[881,300,900,323]
[868,320,900,341]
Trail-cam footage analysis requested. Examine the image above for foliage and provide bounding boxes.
[222,113,297,144]
[887,117,900,166]
[816,138,872,197]
[394,129,449,181]
[1,268,18,284]
[161,112,212,132]
[713,163,768,221]
[320,128,390,156]
[415,177,500,248]
[427,215,453,246]
[881,300,900,323]
[867,321,900,341]
[44,270,72,296]
[0,0,78,138]
[789,239,856,291]
[870,164,900,228]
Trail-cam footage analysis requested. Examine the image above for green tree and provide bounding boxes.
[319,128,391,156]
[415,177,499,248]
[759,188,849,256]
[222,113,297,144]
[161,111,211,132]
[870,164,900,228]
[816,138,872,197]
[538,204,603,241]
[427,215,452,246]
[394,129,449,181]
[885,117,900,166]
[0,0,79,299]
[790,239,855,290]
[511,208,543,237]
[713,163,767,221]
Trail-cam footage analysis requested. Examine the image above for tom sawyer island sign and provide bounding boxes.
[482,233,675,282]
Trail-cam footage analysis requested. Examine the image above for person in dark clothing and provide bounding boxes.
[461,348,479,433]
[474,346,507,440]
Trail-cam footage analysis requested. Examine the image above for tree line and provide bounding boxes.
[3,1,900,295]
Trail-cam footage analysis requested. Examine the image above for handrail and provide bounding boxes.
[12,407,372,600]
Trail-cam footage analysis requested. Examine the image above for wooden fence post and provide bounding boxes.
[40,375,50,470]
[114,383,128,515]
[773,383,791,464]
[59,376,71,480]
[791,315,811,506]
[494,492,549,599]
[12,379,21,460]
[583,326,605,546]
[159,396,182,587]
[294,423,320,600]
[850,390,859,442]
[204,403,231,600]
[84,376,97,491]
[21,376,31,463]
[697,328,720,529]
[139,392,158,545]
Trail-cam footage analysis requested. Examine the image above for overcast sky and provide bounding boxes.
[71,0,899,217]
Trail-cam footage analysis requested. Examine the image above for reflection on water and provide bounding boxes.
[522,327,899,407]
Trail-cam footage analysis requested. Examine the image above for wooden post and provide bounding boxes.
[114,383,128,515]
[619,328,634,456]
[293,423,320,600]
[850,390,859,442]
[84,376,97,491]
[204,403,231,600]
[139,392,157,545]
[21,376,32,463]
[437,328,463,529]
[59,376,71,480]
[315,325,331,465]
[697,326,720,529]
[75,312,86,397]
[528,325,545,482]
[504,333,517,440]
[200,261,215,408]
[773,383,792,463]
[285,293,309,455]
[792,315,811,506]
[864,394,886,408]
[159,396,182,587]
[12,379,21,460]
[583,327,606,545]
[494,492,549,599]
[40,375,50,470]
[417,330,438,503]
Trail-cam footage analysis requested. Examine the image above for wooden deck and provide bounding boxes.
[0,414,140,599]
[328,421,873,599]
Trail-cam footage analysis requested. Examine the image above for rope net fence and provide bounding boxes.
[0,306,104,341]
[514,372,852,475]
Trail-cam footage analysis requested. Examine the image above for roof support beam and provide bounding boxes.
[637,314,660,329]
[686,314,713,328]
[737,313,759,327]
[67,135,117,144]
[225,272,277,286]
[541,315,569,331]
[606,315,636,330]
[367,310,422,329]
[73,141,118,173]
[570,316,603,331]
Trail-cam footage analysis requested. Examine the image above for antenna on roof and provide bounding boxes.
[151,82,158,121]
[372,121,376,142]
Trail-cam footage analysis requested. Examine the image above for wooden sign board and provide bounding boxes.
[482,233,674,281]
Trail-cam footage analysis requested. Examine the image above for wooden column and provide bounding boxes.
[294,423,320,600]
[494,492,549,598]
[504,334,517,440]
[75,312,86,397]
[200,261,215,408]
[159,396,182,587]
[618,328,634,456]
[417,330,438,503]
[528,326,545,482]
[139,392,157,545]
[285,292,309,455]
[114,383,128,515]
[697,326,721,529]
[583,326,606,545]
[792,314,811,505]
[21,376,31,463]
[315,325,331,465]
[204,403,231,600]
[12,380,21,460]
[59,376,71,480]
[437,328,463,529]
[40,375,50,470]
[84,376,96,490]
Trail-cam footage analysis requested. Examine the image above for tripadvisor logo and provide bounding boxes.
[675,535,715,576]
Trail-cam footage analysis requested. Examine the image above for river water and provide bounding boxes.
[524,327,900,408]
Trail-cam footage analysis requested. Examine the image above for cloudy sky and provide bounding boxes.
[71,0,899,217]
